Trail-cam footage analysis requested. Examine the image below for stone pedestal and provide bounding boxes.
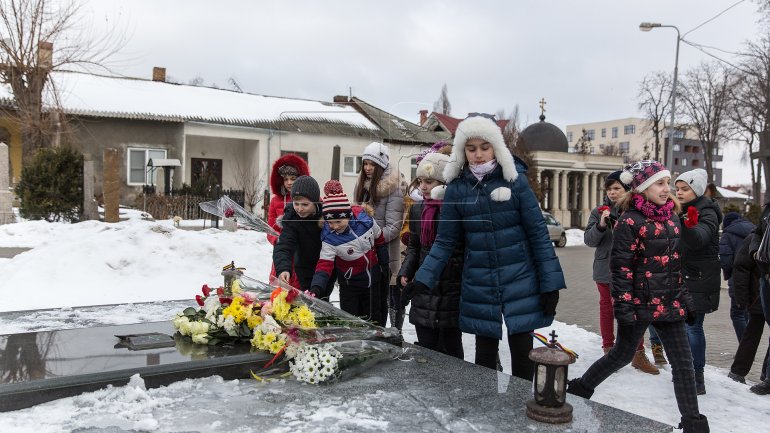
[222,217,238,232]
[102,149,120,223]
[0,143,14,224]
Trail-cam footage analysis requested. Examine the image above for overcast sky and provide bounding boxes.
[81,0,763,184]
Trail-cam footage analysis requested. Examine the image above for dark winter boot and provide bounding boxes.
[678,414,709,433]
[387,307,405,331]
[566,378,594,399]
[749,379,770,395]
[695,371,706,395]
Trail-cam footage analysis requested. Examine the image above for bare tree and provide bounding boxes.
[637,71,672,161]
[232,157,266,213]
[432,83,451,115]
[498,105,542,200]
[678,62,733,182]
[0,0,124,161]
[728,65,764,203]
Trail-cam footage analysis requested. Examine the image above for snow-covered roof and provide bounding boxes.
[716,186,751,199]
[0,71,379,131]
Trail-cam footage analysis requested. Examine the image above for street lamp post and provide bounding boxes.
[639,22,680,171]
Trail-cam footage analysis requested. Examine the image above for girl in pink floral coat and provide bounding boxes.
[567,160,709,433]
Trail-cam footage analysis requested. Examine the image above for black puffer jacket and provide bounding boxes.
[733,234,764,315]
[272,203,335,296]
[610,206,694,324]
[398,202,463,329]
[679,195,723,314]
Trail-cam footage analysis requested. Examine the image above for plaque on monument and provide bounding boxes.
[0,321,273,412]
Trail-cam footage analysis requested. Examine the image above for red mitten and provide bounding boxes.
[684,206,699,228]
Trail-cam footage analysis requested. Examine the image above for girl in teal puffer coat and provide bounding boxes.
[404,113,566,380]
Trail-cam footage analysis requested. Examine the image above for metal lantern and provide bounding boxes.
[526,331,574,424]
[221,261,243,296]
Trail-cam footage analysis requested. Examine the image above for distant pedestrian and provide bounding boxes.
[747,198,770,395]
[398,144,463,359]
[568,160,709,433]
[675,168,723,395]
[719,211,755,342]
[728,234,769,385]
[584,171,658,374]
[405,113,565,380]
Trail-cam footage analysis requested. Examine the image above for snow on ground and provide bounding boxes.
[1,219,769,432]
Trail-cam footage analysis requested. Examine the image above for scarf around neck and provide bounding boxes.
[420,198,442,246]
[469,160,498,181]
[631,193,674,222]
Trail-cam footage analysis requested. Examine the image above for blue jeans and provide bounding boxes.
[729,279,750,342]
[649,324,661,346]
[761,278,770,379]
[686,313,707,373]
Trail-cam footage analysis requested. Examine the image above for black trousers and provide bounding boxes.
[338,268,384,325]
[475,332,534,380]
[580,320,699,419]
[415,325,464,360]
[731,312,770,378]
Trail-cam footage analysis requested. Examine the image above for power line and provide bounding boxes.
[680,39,753,74]
[682,0,747,38]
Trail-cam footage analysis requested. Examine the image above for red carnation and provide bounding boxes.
[684,207,699,228]
[597,206,610,213]
[286,288,299,303]
[224,207,234,218]
[201,284,211,297]
[195,295,204,306]
[216,287,224,296]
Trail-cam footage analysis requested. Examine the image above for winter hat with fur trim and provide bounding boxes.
[362,142,390,169]
[619,160,671,193]
[443,113,517,183]
[321,180,352,220]
[675,168,708,197]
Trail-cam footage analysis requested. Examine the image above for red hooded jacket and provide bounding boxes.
[267,154,310,245]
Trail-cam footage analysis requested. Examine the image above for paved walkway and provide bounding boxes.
[556,245,769,383]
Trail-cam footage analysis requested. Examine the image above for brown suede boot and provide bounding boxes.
[651,343,668,365]
[631,349,660,375]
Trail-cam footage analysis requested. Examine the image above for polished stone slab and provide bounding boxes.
[0,321,271,412]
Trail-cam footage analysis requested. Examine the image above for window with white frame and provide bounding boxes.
[343,155,363,176]
[681,158,688,166]
[611,127,618,138]
[623,124,636,135]
[128,148,167,185]
[601,128,606,138]
[411,157,418,180]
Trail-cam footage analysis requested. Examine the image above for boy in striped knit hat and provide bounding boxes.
[311,180,389,324]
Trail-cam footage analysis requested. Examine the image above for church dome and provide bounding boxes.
[519,114,568,152]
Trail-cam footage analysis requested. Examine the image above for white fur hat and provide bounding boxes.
[675,168,708,197]
[443,115,517,182]
[362,141,390,169]
[415,151,450,183]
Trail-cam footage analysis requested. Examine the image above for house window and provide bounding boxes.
[692,147,699,154]
[599,143,605,150]
[674,158,679,165]
[684,145,691,153]
[681,158,687,166]
[611,127,618,138]
[601,128,606,138]
[674,130,685,139]
[343,155,363,176]
[411,157,418,179]
[623,124,636,135]
[673,144,681,151]
[619,142,630,154]
[567,131,573,142]
[128,148,167,185]
[692,159,700,167]
[191,158,223,190]
[280,150,309,164]
[586,129,595,140]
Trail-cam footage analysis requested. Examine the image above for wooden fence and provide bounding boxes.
[137,189,245,220]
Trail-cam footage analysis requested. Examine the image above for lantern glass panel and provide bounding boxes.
[536,364,547,395]
[554,366,566,403]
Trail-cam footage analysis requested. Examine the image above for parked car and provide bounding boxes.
[543,211,566,248]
